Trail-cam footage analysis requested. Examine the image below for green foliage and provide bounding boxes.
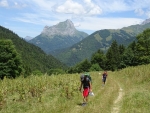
[135,28,150,64]
[68,59,91,73]
[0,26,67,75]
[106,40,120,71]
[0,40,23,79]
[121,48,134,67]
[89,63,102,71]
[32,70,43,76]
[75,59,91,73]
[91,49,106,70]
[47,69,66,75]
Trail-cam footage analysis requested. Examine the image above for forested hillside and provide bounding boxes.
[66,28,150,73]
[53,23,150,66]
[0,26,67,75]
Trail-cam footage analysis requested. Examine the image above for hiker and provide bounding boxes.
[102,71,108,85]
[79,73,92,106]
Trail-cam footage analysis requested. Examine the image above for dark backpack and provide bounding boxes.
[80,74,92,82]
[81,75,90,88]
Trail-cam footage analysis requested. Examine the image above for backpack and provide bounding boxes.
[80,74,91,88]
[80,73,92,82]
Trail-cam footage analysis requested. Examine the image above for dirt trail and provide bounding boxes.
[111,85,124,113]
[70,72,123,113]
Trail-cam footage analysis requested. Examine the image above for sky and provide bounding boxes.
[0,0,150,38]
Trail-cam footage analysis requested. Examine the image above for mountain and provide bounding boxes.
[0,25,67,74]
[24,36,33,41]
[29,19,88,54]
[52,20,150,66]
[141,18,150,25]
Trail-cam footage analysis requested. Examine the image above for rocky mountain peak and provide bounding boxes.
[141,18,150,25]
[42,19,76,37]
[24,36,33,41]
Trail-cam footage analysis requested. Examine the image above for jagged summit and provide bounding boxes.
[42,19,76,36]
[29,19,88,54]
[141,18,150,25]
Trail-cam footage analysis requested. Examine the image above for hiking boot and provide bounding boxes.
[82,103,87,106]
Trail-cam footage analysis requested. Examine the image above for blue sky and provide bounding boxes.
[0,0,150,38]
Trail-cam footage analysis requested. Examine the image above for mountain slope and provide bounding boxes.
[29,19,88,54]
[53,22,150,66]
[0,25,67,74]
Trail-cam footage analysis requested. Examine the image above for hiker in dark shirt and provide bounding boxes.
[79,74,92,106]
[102,71,108,85]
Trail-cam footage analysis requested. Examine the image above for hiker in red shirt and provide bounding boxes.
[79,73,92,106]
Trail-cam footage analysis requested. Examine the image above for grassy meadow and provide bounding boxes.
[0,64,150,113]
[113,64,150,113]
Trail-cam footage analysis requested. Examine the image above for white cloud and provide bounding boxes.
[76,17,143,31]
[88,6,102,15]
[98,0,130,13]
[55,0,85,15]
[55,0,102,16]
[135,8,145,16]
[0,0,8,7]
[83,0,102,15]
[1,0,150,38]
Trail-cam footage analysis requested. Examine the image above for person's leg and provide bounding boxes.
[83,97,86,103]
[103,78,106,84]
[82,88,89,105]
[85,96,88,103]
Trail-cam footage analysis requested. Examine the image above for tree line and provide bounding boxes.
[1,27,150,78]
[68,28,150,73]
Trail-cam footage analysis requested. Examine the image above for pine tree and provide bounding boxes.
[91,49,106,70]
[135,28,150,64]
[0,40,23,79]
[106,40,120,71]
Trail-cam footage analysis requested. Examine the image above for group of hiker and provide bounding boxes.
[79,71,108,106]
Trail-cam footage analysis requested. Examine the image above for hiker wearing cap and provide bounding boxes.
[102,71,108,85]
[79,73,92,106]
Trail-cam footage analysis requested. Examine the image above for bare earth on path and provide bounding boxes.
[111,85,124,113]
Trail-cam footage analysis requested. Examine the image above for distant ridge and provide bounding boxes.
[52,18,150,66]
[29,19,88,54]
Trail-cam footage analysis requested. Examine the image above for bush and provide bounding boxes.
[89,63,102,71]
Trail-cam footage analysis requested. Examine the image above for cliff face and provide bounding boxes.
[29,19,88,54]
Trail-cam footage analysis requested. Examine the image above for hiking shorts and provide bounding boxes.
[83,87,89,97]
[103,77,106,82]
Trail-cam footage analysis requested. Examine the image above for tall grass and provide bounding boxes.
[0,72,119,113]
[113,64,150,113]
[0,65,149,113]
